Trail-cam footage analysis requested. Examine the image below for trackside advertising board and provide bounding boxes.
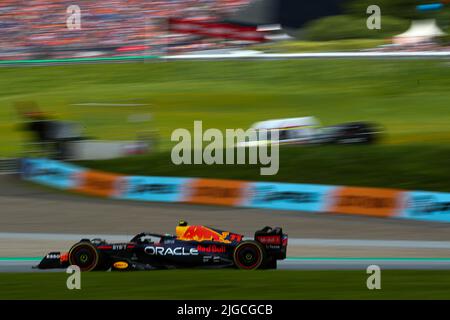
[118,176,191,202]
[400,191,450,222]
[21,158,84,189]
[245,182,336,212]
[19,158,450,223]
[182,178,250,206]
[75,170,123,198]
[326,186,405,218]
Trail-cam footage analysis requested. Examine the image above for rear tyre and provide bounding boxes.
[68,242,100,272]
[233,240,265,270]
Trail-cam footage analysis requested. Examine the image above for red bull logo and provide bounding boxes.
[197,244,227,253]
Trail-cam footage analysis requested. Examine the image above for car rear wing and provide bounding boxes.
[254,227,288,260]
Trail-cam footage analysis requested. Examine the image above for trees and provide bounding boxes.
[303,15,409,41]
[344,0,422,20]
[302,0,447,41]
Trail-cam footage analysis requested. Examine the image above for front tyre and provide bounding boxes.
[233,240,265,270]
[68,242,100,272]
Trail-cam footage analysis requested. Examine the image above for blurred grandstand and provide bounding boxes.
[0,0,255,59]
[0,0,448,60]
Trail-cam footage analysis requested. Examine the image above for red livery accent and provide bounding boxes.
[60,252,69,263]
[256,235,281,245]
[97,245,113,250]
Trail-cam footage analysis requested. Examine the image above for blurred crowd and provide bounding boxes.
[0,0,251,59]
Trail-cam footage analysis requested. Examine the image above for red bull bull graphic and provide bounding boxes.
[176,225,243,244]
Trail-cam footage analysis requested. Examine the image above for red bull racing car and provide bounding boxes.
[36,222,288,271]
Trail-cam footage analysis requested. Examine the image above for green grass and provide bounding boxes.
[2,60,449,190]
[80,144,450,192]
[1,59,450,158]
[252,39,388,53]
[1,270,450,299]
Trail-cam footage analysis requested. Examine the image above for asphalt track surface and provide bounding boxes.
[2,175,450,271]
[3,258,450,272]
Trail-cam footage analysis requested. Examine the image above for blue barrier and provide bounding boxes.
[19,158,450,224]
[400,191,450,222]
[117,176,191,202]
[21,158,84,190]
[417,3,444,11]
[244,182,336,212]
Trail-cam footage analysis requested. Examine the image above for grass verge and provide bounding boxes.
[251,39,388,53]
[1,270,450,299]
[1,59,450,156]
[80,144,450,192]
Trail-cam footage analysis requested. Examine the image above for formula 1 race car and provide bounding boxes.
[242,117,382,147]
[36,222,288,271]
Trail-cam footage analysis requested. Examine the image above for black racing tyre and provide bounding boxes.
[233,240,265,270]
[68,242,100,272]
